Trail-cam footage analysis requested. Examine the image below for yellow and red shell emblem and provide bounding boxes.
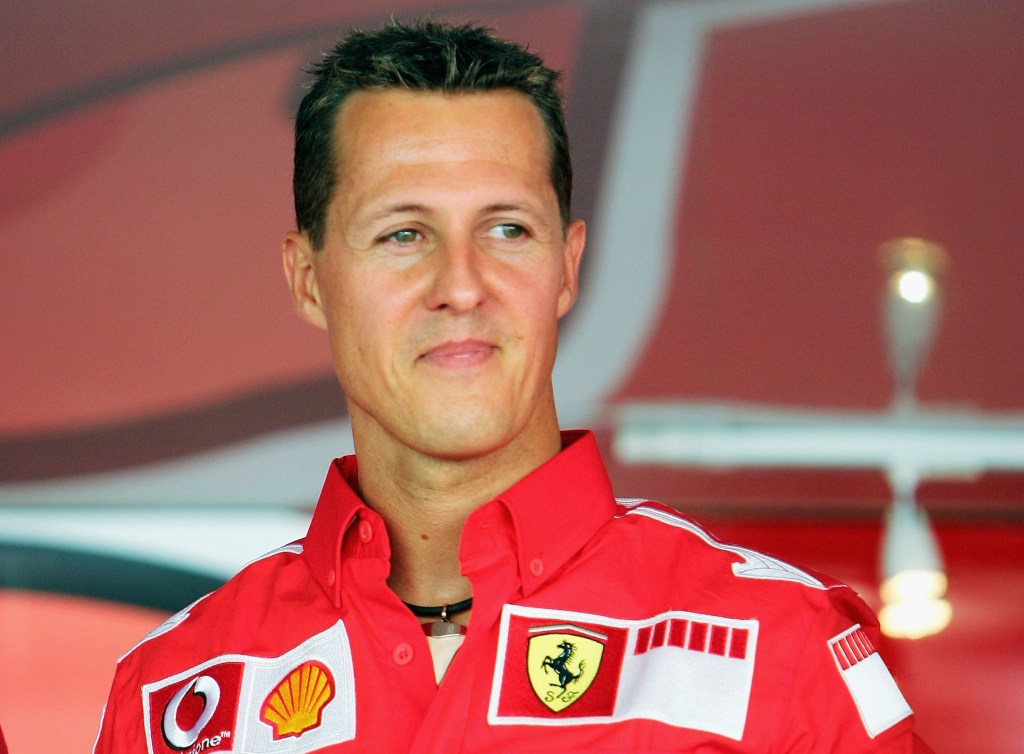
[260,660,335,739]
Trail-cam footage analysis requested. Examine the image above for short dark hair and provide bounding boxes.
[293,18,572,249]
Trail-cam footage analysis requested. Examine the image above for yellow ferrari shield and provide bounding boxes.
[527,628,605,712]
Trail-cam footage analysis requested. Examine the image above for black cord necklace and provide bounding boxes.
[402,596,473,622]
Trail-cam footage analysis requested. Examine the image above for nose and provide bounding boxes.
[424,235,488,313]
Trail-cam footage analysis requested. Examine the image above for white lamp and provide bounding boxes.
[878,239,952,638]
[878,467,951,639]
[879,505,951,638]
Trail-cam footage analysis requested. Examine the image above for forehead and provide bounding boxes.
[332,89,550,181]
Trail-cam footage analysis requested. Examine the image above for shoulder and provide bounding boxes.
[95,541,359,753]
[115,541,309,678]
[598,498,880,647]
[606,500,916,744]
[607,498,845,592]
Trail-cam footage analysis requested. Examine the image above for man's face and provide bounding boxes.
[284,89,585,462]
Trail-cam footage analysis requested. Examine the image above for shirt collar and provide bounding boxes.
[461,430,617,597]
[302,430,617,607]
[302,454,368,608]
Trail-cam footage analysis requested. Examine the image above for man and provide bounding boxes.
[95,20,929,753]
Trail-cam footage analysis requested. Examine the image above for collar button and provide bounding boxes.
[358,520,374,544]
[393,642,414,666]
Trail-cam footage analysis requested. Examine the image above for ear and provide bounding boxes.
[556,219,586,318]
[282,230,328,330]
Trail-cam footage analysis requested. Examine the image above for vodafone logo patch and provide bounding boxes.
[146,663,243,754]
[163,675,219,747]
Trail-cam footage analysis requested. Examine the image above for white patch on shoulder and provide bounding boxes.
[623,505,827,589]
[829,625,912,737]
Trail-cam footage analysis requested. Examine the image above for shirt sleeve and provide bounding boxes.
[93,660,148,754]
[775,586,919,753]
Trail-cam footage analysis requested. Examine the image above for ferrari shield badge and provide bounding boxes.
[527,625,605,712]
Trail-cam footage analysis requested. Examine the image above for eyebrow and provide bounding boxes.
[482,202,541,217]
[365,203,428,222]
[364,201,544,223]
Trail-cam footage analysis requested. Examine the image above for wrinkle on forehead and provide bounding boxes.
[334,89,550,182]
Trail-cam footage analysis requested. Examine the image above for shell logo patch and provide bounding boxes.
[527,626,606,712]
[260,661,335,739]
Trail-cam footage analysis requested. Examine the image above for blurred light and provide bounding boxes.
[876,241,953,639]
[895,269,934,303]
[879,237,948,408]
[879,596,952,640]
[880,568,947,603]
[879,494,951,639]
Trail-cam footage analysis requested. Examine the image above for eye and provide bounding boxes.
[384,228,422,244]
[486,223,526,240]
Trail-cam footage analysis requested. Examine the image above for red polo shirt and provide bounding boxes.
[95,430,923,752]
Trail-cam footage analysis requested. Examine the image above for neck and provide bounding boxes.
[351,412,562,608]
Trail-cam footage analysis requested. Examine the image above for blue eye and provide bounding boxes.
[388,229,421,244]
[488,224,525,240]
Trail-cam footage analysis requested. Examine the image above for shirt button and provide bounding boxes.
[358,520,374,543]
[393,643,414,666]
[530,558,544,577]
[326,569,336,586]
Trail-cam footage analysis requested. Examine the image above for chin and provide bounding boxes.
[410,415,518,462]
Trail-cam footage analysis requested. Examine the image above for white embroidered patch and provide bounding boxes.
[489,605,758,741]
[141,622,356,754]
[829,625,912,737]
[625,505,827,589]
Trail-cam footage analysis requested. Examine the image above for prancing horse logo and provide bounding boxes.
[542,641,585,689]
[527,626,605,713]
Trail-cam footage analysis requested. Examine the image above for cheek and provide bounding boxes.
[527,273,568,325]
[331,300,377,361]
[318,281,368,366]
[328,285,411,378]
[515,293,562,356]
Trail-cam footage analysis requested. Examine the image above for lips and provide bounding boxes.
[419,339,497,368]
